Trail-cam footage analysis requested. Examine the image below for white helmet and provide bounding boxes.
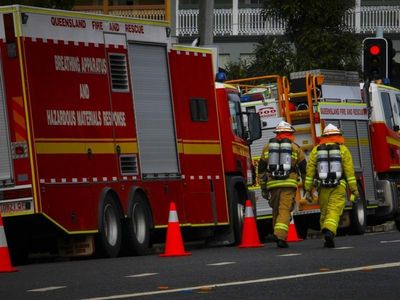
[322,124,342,136]
[274,121,295,133]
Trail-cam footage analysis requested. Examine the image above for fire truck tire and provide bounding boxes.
[349,184,367,235]
[293,215,308,240]
[122,193,151,256]
[97,194,122,258]
[232,189,245,244]
[395,216,400,232]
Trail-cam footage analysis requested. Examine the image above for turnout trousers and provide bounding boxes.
[268,187,296,240]
[318,184,346,235]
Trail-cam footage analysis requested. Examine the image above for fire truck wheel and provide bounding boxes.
[232,189,245,244]
[293,215,308,240]
[395,216,400,232]
[349,185,367,235]
[122,193,151,256]
[97,195,122,258]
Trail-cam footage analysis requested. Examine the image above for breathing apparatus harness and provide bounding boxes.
[316,143,342,187]
[267,138,293,179]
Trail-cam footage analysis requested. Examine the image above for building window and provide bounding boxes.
[219,54,231,68]
[239,0,264,7]
[239,53,255,64]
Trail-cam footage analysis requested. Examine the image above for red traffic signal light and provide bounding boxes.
[369,45,381,56]
[362,37,388,80]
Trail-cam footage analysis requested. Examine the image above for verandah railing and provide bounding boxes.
[73,5,400,36]
[177,6,400,36]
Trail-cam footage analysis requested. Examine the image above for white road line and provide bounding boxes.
[82,261,400,300]
[335,247,354,250]
[126,273,158,278]
[380,240,400,244]
[207,262,236,266]
[28,286,66,292]
[278,253,302,257]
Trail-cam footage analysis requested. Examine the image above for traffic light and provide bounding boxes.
[362,37,388,80]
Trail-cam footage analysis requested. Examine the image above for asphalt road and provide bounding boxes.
[1,230,400,300]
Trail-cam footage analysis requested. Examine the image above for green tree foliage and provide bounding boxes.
[224,59,251,80]
[224,36,295,79]
[249,35,295,76]
[2,0,75,10]
[242,0,362,77]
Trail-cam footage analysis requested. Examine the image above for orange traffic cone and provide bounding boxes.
[159,202,191,257]
[0,212,17,272]
[286,215,302,242]
[238,200,263,248]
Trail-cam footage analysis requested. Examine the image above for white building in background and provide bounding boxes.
[73,0,400,68]
[176,0,400,68]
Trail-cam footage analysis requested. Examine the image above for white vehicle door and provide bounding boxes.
[380,90,397,130]
[393,92,400,131]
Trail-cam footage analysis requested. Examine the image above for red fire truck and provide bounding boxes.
[0,5,261,261]
[231,70,400,238]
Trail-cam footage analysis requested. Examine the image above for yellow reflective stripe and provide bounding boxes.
[340,180,347,188]
[35,141,137,154]
[275,223,289,232]
[267,180,298,189]
[305,177,313,184]
[267,178,298,184]
[325,218,338,227]
[291,153,297,159]
[347,177,356,184]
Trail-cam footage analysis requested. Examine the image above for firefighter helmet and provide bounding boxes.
[322,124,342,136]
[274,121,295,133]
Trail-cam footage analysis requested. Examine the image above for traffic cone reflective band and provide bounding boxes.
[160,202,191,257]
[0,212,17,272]
[238,200,263,248]
[286,215,302,243]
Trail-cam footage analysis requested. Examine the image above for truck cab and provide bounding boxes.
[215,82,261,184]
[367,83,400,173]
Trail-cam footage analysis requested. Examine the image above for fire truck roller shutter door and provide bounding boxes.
[0,58,13,183]
[96,190,123,258]
[128,43,179,178]
[122,190,152,255]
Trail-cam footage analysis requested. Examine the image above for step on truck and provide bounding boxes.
[0,5,261,262]
[229,69,400,238]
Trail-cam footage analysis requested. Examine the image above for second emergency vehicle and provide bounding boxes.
[230,70,400,237]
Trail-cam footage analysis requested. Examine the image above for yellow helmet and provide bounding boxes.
[322,124,342,136]
[274,121,295,133]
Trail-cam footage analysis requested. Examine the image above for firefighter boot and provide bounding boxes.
[276,238,289,248]
[323,229,335,248]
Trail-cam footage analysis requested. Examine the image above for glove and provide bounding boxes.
[261,189,268,199]
[304,190,312,203]
[350,191,360,203]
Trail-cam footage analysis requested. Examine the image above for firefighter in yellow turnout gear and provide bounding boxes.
[258,121,307,248]
[304,124,359,248]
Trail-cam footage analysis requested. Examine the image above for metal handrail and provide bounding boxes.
[225,74,284,116]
